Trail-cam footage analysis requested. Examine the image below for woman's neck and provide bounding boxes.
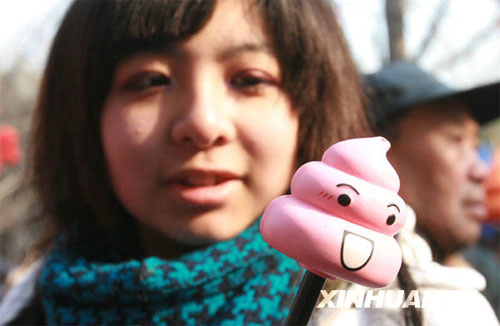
[138,224,204,259]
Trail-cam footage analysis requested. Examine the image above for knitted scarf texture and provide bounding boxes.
[38,220,303,325]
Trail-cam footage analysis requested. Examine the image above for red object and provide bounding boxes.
[0,125,22,173]
[485,150,500,224]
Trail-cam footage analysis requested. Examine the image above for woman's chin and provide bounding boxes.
[180,216,257,245]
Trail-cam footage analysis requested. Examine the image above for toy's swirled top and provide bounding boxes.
[322,137,399,193]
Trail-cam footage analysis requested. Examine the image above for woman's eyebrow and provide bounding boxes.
[387,203,400,212]
[150,42,273,62]
[336,183,360,195]
[217,42,273,61]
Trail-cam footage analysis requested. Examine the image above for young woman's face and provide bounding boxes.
[101,0,299,251]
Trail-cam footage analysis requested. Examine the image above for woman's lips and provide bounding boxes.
[164,170,241,206]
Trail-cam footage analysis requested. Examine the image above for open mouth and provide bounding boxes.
[171,171,238,187]
[164,169,241,205]
[340,230,374,271]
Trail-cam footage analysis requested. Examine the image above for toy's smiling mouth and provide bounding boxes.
[340,230,374,271]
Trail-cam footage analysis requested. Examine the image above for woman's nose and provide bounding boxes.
[170,77,235,149]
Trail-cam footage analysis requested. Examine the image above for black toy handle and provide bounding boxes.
[285,271,326,326]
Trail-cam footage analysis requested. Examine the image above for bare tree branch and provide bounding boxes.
[412,0,451,62]
[432,15,500,70]
[385,0,406,63]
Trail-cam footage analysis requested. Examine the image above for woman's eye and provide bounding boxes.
[124,73,170,91]
[230,71,275,94]
[232,76,263,87]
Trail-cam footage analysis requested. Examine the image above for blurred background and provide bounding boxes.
[0,0,499,265]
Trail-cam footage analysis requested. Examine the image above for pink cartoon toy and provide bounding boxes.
[261,137,407,324]
[261,136,406,287]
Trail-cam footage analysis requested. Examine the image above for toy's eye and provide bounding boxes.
[337,194,351,206]
[386,214,396,225]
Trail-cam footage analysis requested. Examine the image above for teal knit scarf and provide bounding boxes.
[38,220,303,325]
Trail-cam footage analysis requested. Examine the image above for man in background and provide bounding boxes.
[365,61,499,320]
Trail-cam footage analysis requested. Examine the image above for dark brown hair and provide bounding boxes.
[30,0,369,252]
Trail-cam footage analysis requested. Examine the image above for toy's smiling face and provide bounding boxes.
[330,178,406,271]
[291,162,406,271]
[333,179,406,271]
